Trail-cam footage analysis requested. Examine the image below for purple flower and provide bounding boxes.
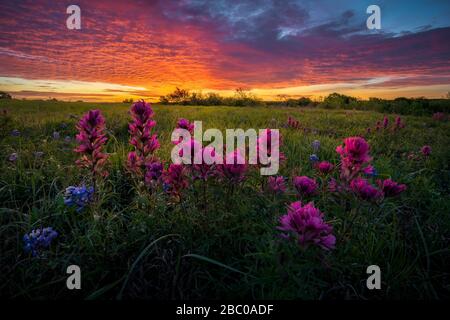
[11,129,20,137]
[176,118,194,134]
[293,176,317,197]
[218,149,248,184]
[336,137,372,181]
[363,165,377,177]
[316,161,334,174]
[377,179,406,197]
[64,185,94,212]
[127,100,159,177]
[421,145,431,157]
[312,140,320,152]
[278,201,335,251]
[145,160,164,186]
[75,110,109,179]
[350,178,381,200]
[309,154,319,162]
[267,176,287,194]
[34,151,44,158]
[64,136,72,143]
[23,227,58,257]
[162,164,189,200]
[52,131,60,140]
[8,152,18,162]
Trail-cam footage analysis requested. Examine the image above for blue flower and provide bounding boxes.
[64,185,94,212]
[309,154,319,162]
[23,227,58,257]
[11,129,21,137]
[312,140,320,152]
[53,131,60,140]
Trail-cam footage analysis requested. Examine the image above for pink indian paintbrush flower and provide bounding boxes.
[349,177,381,200]
[267,176,287,194]
[192,146,217,181]
[336,136,372,181]
[127,100,160,182]
[278,201,335,251]
[293,176,317,197]
[74,109,109,179]
[421,145,432,157]
[162,164,189,199]
[315,161,334,174]
[377,179,406,197]
[217,149,248,184]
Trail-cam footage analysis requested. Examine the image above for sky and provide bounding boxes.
[0,0,449,102]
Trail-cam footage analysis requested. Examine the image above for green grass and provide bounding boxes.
[0,99,449,299]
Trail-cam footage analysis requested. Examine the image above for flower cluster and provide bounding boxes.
[127,100,160,187]
[367,116,405,134]
[23,227,58,257]
[278,201,335,251]
[350,178,381,200]
[315,161,334,174]
[286,116,300,129]
[64,185,94,212]
[162,164,190,200]
[267,176,287,194]
[293,176,317,197]
[74,110,109,179]
[218,149,248,184]
[336,136,372,181]
[432,112,446,121]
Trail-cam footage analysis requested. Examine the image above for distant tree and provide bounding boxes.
[0,91,12,99]
[446,91,450,99]
[123,98,134,103]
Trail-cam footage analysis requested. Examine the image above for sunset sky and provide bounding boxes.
[1,0,449,102]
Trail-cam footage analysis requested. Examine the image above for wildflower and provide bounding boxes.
[363,165,377,177]
[34,151,44,158]
[432,112,446,121]
[350,178,381,200]
[421,145,432,157]
[11,129,20,137]
[218,149,247,184]
[144,160,164,186]
[336,137,372,181]
[52,131,60,140]
[377,179,406,197]
[309,154,319,162]
[8,152,18,162]
[64,136,72,143]
[394,116,404,129]
[267,176,287,194]
[75,110,109,179]
[278,201,335,250]
[257,128,285,164]
[293,176,317,197]
[176,118,194,134]
[162,164,189,199]
[366,127,371,134]
[383,116,389,129]
[312,140,320,152]
[192,146,217,181]
[316,161,334,174]
[64,185,94,212]
[127,100,159,178]
[23,227,58,257]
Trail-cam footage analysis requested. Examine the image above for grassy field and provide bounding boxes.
[0,99,449,299]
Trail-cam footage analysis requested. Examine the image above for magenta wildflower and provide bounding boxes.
[316,161,334,174]
[176,118,194,134]
[162,164,189,200]
[336,137,371,181]
[432,112,446,121]
[383,116,389,129]
[421,145,432,157]
[127,100,160,181]
[293,176,317,197]
[267,176,287,194]
[218,149,247,184]
[192,146,217,181]
[144,160,164,186]
[350,177,381,200]
[278,201,335,251]
[74,109,109,179]
[377,179,406,197]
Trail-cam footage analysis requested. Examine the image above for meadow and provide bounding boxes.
[0,99,449,299]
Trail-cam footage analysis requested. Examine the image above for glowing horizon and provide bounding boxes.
[1,0,449,102]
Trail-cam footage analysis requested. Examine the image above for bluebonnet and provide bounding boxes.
[8,152,18,162]
[11,129,20,137]
[64,185,94,212]
[309,154,319,162]
[34,151,44,158]
[53,131,60,140]
[312,140,320,152]
[23,227,58,257]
